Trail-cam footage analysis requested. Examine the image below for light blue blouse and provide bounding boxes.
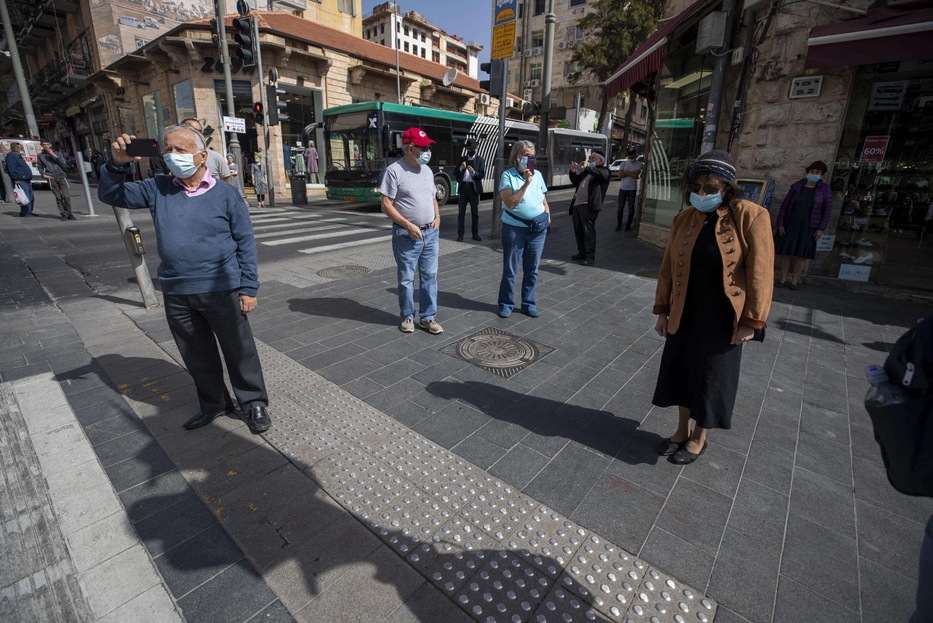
[499,168,548,228]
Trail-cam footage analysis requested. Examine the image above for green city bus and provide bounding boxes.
[322,101,608,203]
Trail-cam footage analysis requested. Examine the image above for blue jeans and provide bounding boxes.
[16,182,34,215]
[912,512,933,623]
[498,222,546,314]
[617,188,637,228]
[392,225,438,321]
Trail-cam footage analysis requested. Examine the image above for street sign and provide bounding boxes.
[236,0,250,16]
[491,0,517,60]
[859,135,889,163]
[223,116,246,133]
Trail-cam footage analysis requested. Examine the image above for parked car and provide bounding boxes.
[609,159,625,173]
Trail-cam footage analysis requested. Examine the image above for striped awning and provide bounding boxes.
[604,0,711,99]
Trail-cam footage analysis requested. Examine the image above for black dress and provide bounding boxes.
[776,186,817,259]
[652,212,742,430]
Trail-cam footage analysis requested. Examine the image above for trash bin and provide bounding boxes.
[290,173,307,205]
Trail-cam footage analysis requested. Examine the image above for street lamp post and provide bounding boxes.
[536,0,556,182]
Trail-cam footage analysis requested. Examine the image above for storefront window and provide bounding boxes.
[173,80,196,123]
[279,87,322,178]
[815,62,933,290]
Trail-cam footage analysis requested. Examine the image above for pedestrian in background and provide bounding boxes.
[455,138,485,242]
[6,142,35,217]
[250,153,267,209]
[227,154,240,191]
[305,141,319,184]
[569,148,611,266]
[652,150,774,465]
[616,147,643,231]
[180,118,232,184]
[379,127,443,335]
[38,140,75,221]
[497,139,550,318]
[98,128,272,436]
[775,161,832,290]
[91,150,104,181]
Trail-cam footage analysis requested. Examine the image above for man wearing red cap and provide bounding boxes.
[379,127,443,335]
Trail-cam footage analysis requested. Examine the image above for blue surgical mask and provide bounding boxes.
[164,153,200,178]
[417,149,432,165]
[806,174,821,183]
[588,161,596,169]
[690,191,723,212]
[519,156,528,169]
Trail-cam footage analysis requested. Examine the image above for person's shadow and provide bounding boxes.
[287,297,398,326]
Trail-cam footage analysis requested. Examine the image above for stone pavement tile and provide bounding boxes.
[752,409,799,454]
[727,479,788,552]
[742,438,795,495]
[571,472,664,555]
[852,456,933,524]
[73,395,136,427]
[795,429,853,485]
[451,434,509,471]
[299,343,366,370]
[608,429,682,498]
[799,402,851,445]
[365,357,426,387]
[707,529,780,623]
[119,470,193,522]
[711,606,753,623]
[789,467,856,538]
[263,513,384,613]
[45,450,113,501]
[525,442,610,518]
[639,527,714,592]
[552,364,604,394]
[83,410,149,446]
[153,522,245,598]
[66,510,139,573]
[859,557,917,623]
[246,600,296,623]
[850,422,884,466]
[656,478,729,555]
[383,400,434,429]
[602,386,655,422]
[710,414,756,456]
[176,559,277,623]
[520,408,590,458]
[341,375,386,399]
[367,378,428,412]
[680,442,746,499]
[96,585,182,623]
[412,401,490,448]
[856,500,925,580]
[56,481,125,537]
[803,382,850,413]
[317,354,384,386]
[780,514,859,610]
[385,580,474,623]
[488,444,550,489]
[761,386,803,415]
[0,361,53,383]
[181,444,290,502]
[93,426,157,468]
[772,577,860,623]
[21,403,75,435]
[172,427,264,474]
[32,428,98,478]
[79,543,162,619]
[134,493,219,558]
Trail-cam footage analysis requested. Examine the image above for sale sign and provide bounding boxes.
[859,135,889,163]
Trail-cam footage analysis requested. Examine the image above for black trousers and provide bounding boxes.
[164,289,268,415]
[572,201,599,261]
[458,185,480,236]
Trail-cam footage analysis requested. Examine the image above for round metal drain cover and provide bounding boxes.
[316,265,371,279]
[457,333,538,372]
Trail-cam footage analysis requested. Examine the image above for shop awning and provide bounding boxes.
[604,0,711,98]
[805,0,933,69]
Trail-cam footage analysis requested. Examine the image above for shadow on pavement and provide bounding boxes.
[286,297,398,327]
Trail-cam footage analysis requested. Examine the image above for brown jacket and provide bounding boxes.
[653,200,774,334]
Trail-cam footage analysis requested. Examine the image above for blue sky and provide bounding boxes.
[362,1,493,65]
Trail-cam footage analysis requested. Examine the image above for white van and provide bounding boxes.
[118,15,143,29]
[1,139,52,188]
[143,17,160,29]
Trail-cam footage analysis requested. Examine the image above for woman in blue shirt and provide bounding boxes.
[497,140,551,318]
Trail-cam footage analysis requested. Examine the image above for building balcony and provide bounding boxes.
[29,49,91,107]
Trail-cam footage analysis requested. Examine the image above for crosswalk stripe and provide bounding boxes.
[262,228,389,246]
[297,236,392,254]
[253,224,347,239]
[251,216,372,231]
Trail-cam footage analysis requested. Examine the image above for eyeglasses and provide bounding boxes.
[686,184,723,195]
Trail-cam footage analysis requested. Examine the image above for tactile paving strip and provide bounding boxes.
[368,492,453,556]
[459,484,537,542]
[557,535,646,621]
[507,507,589,578]
[454,550,553,622]
[531,586,607,622]
[624,567,716,623]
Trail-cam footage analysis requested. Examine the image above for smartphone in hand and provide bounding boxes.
[125,139,162,159]
[526,155,536,174]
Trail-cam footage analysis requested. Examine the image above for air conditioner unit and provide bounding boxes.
[506,98,516,108]
[532,47,542,56]
[480,93,490,105]
[523,88,533,101]
[557,41,566,49]
[530,79,540,87]
[566,39,576,48]
[523,80,532,87]
[524,49,533,57]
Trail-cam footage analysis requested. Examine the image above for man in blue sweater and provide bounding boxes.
[98,128,271,435]
[6,142,35,217]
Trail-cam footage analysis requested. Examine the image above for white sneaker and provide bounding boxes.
[855,238,873,247]
[400,317,415,333]
[853,253,874,265]
[419,319,443,334]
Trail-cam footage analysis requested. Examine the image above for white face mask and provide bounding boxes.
[164,153,201,178]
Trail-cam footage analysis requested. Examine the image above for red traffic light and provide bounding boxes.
[254,102,263,113]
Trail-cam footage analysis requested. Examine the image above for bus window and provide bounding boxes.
[324,111,381,172]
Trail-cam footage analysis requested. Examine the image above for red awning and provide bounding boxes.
[604,0,711,99]
[805,0,933,69]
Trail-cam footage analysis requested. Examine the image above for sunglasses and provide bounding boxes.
[686,184,723,195]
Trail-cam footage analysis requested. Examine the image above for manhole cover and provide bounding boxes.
[316,265,371,279]
[441,327,554,379]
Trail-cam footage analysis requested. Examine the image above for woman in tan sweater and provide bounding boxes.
[652,150,774,464]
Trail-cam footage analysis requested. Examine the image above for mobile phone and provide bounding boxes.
[125,139,162,159]
[526,155,536,174]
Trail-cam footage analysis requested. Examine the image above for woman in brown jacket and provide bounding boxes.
[652,150,774,464]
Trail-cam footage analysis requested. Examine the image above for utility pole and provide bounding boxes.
[0,0,39,138]
[252,16,275,207]
[216,0,244,197]
[112,206,160,308]
[536,0,555,184]
[395,1,402,104]
[700,0,736,153]
[490,59,509,240]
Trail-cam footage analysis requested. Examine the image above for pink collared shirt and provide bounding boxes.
[172,168,216,197]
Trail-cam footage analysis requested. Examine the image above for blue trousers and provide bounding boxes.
[16,182,34,215]
[617,188,637,228]
[498,222,546,315]
[392,225,438,321]
[912,512,933,623]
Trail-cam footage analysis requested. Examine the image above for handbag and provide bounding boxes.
[505,208,550,233]
[13,185,29,206]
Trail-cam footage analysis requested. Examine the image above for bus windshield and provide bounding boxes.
[324,112,381,173]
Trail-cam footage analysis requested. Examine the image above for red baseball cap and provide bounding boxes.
[402,127,435,148]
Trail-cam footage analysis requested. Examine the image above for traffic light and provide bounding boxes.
[479,60,505,99]
[209,18,219,46]
[232,17,255,67]
[266,84,288,125]
[253,101,264,125]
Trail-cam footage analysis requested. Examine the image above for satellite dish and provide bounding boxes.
[442,68,458,86]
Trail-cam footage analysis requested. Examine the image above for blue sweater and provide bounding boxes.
[98,160,260,296]
[6,151,33,182]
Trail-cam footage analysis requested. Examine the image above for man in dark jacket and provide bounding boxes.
[38,139,75,220]
[569,148,611,265]
[6,143,35,217]
[454,138,485,242]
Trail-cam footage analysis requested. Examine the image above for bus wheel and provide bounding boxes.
[434,176,450,204]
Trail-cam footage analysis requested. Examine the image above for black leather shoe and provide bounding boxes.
[244,405,271,434]
[571,253,585,260]
[472,234,482,241]
[67,213,77,220]
[658,437,685,456]
[183,405,238,430]
[456,234,464,242]
[670,441,708,465]
[583,259,594,266]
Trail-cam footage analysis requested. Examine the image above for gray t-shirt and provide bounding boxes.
[206,150,231,180]
[379,159,436,226]
[619,159,643,191]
